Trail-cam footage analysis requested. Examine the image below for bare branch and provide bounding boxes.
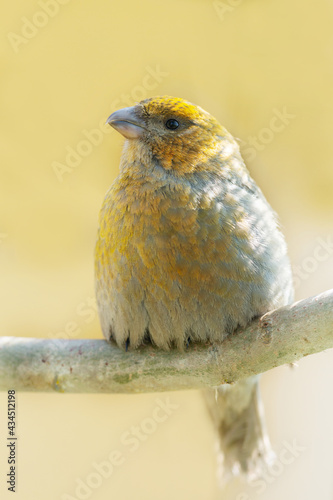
[0,289,332,393]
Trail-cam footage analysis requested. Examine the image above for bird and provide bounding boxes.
[94,96,294,479]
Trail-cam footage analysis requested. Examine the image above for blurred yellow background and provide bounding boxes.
[1,0,333,499]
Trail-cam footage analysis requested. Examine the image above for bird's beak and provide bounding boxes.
[106,105,145,139]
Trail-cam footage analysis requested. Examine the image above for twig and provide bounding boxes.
[0,289,332,393]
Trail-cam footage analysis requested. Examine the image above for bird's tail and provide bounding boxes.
[203,376,275,482]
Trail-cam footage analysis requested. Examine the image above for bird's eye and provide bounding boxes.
[165,119,179,130]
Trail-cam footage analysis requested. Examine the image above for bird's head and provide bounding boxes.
[106,96,238,173]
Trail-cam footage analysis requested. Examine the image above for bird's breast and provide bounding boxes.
[95,173,261,299]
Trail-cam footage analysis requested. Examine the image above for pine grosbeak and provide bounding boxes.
[95,96,293,477]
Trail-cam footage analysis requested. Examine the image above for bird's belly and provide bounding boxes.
[95,210,275,349]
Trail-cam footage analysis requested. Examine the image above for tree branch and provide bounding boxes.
[0,289,332,393]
